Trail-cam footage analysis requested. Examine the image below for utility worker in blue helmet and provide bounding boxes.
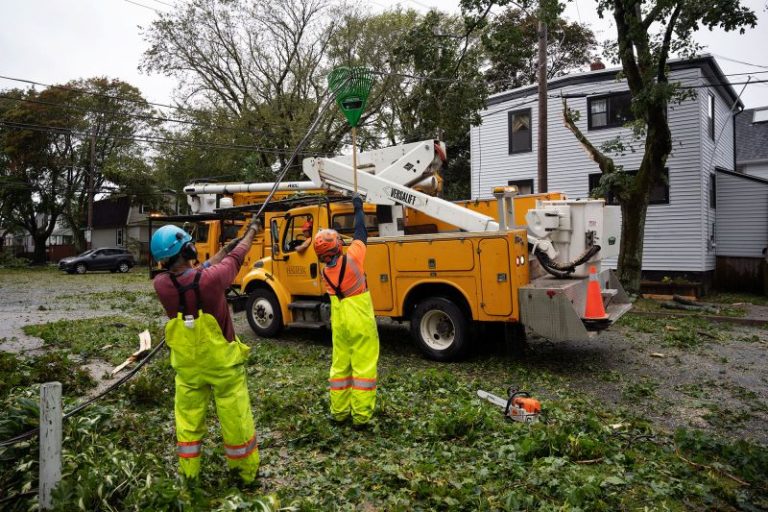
[151,217,261,483]
[313,193,379,426]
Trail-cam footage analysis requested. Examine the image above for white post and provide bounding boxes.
[39,382,62,510]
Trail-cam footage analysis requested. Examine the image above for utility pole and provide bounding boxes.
[537,18,548,193]
[87,133,95,249]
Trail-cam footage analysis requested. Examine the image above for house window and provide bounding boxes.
[707,94,715,140]
[508,109,532,154]
[116,228,124,246]
[709,173,716,209]
[588,169,669,205]
[588,92,634,130]
[508,179,534,195]
[139,204,151,214]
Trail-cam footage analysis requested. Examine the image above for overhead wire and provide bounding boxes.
[123,0,164,13]
[0,74,362,147]
[0,120,347,160]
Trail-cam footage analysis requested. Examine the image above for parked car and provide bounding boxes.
[59,248,135,274]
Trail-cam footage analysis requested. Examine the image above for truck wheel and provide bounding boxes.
[246,289,283,338]
[411,297,470,361]
[75,263,87,274]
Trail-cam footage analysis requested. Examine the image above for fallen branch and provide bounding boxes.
[112,330,152,375]
[675,449,749,487]
[661,302,720,314]
[575,457,604,465]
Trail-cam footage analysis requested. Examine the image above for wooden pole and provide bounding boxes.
[351,126,358,193]
[87,132,96,249]
[537,19,548,193]
[39,382,62,510]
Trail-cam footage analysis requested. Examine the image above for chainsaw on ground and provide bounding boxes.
[477,387,541,424]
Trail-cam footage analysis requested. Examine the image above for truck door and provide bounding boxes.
[478,238,513,316]
[278,212,321,296]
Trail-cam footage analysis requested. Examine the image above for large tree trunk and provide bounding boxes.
[617,195,648,293]
[71,227,86,253]
[31,232,49,265]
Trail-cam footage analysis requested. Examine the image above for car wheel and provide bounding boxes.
[117,261,131,273]
[410,297,470,362]
[75,263,87,275]
[246,288,283,338]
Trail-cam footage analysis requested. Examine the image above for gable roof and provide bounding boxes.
[487,55,742,109]
[92,196,131,229]
[736,108,768,163]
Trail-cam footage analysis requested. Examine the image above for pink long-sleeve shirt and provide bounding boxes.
[154,241,249,342]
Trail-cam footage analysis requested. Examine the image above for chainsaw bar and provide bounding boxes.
[477,389,541,424]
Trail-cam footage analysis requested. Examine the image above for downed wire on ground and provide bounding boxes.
[0,337,166,448]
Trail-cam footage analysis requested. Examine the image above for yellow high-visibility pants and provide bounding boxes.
[166,311,259,482]
[328,291,380,425]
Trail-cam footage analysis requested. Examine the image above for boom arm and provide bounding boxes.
[303,140,499,233]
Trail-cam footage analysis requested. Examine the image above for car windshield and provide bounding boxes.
[78,250,95,257]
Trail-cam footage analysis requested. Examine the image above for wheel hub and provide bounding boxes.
[252,299,274,328]
[420,310,456,351]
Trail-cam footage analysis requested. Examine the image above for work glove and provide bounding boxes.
[352,193,363,210]
[248,216,263,234]
[223,237,242,254]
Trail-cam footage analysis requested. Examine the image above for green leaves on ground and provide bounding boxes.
[2,316,768,510]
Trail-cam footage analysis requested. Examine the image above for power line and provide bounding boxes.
[0,120,336,156]
[0,73,352,135]
[123,0,163,13]
[712,54,768,70]
[0,338,168,448]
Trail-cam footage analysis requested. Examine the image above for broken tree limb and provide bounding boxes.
[112,330,152,375]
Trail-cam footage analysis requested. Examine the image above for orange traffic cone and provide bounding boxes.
[583,266,609,329]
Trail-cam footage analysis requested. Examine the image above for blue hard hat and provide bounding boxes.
[151,225,192,262]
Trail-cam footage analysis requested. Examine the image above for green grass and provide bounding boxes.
[23,316,164,365]
[706,291,768,307]
[617,313,728,348]
[1,319,767,511]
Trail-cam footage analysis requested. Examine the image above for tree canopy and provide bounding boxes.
[0,78,158,261]
[142,0,595,200]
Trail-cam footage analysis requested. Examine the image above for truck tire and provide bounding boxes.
[411,297,470,361]
[246,288,283,338]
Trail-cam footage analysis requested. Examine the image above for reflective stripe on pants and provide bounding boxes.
[329,291,379,425]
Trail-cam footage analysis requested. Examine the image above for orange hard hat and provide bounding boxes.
[313,229,342,262]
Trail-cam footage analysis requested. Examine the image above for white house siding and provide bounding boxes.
[471,67,720,272]
[700,80,737,272]
[715,171,768,258]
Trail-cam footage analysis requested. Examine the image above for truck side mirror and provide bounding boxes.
[270,219,280,256]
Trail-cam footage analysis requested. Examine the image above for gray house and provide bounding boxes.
[92,193,178,262]
[735,107,768,179]
[724,106,768,291]
[470,55,742,287]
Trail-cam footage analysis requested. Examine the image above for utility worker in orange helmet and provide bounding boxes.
[295,219,314,254]
[314,193,379,426]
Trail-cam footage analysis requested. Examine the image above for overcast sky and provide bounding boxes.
[0,0,767,109]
